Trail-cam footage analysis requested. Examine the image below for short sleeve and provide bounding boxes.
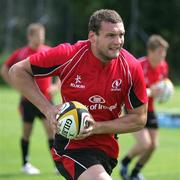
[30,43,76,77]
[125,61,148,109]
[4,49,21,68]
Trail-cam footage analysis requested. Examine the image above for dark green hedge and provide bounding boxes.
[0,0,180,84]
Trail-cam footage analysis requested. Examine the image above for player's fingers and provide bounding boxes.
[82,126,93,134]
[56,104,63,110]
[75,126,93,140]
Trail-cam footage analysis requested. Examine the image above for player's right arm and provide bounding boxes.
[9,58,59,130]
[9,42,88,130]
[0,64,12,85]
[0,49,20,87]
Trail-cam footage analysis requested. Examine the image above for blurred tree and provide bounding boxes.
[0,0,180,83]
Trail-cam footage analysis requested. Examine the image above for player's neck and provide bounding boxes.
[149,58,159,68]
[91,45,110,64]
[28,43,42,50]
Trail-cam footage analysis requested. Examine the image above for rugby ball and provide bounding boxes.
[56,101,90,139]
[152,78,174,103]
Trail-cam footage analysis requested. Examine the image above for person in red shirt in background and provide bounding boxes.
[9,9,148,180]
[120,35,169,180]
[0,23,57,175]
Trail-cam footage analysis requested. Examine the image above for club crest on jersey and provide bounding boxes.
[111,79,122,91]
[70,75,85,89]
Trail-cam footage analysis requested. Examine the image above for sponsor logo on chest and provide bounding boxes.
[87,95,117,111]
[70,75,85,89]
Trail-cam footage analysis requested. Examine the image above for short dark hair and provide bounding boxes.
[147,35,169,51]
[88,9,123,34]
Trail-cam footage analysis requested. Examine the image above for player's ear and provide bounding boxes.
[88,31,96,43]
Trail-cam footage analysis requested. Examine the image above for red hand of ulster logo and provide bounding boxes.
[111,79,122,91]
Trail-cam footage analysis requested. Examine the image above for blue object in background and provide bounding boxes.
[157,112,180,128]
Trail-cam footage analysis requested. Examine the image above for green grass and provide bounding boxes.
[0,86,180,180]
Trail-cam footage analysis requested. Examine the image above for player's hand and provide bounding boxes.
[44,104,62,134]
[75,116,95,140]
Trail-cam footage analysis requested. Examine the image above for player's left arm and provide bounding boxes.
[76,103,147,139]
[92,103,147,135]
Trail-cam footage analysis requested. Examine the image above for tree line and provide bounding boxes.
[0,0,180,84]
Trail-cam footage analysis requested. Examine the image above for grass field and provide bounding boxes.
[0,86,180,180]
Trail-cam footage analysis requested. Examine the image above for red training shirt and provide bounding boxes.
[30,40,148,159]
[139,56,168,111]
[5,45,52,100]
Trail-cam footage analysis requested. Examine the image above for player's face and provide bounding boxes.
[89,21,125,63]
[152,47,167,63]
[28,30,45,48]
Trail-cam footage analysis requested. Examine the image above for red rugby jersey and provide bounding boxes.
[30,40,147,159]
[139,57,168,111]
[5,45,52,100]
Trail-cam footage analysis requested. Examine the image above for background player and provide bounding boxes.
[0,23,56,175]
[9,9,148,180]
[120,34,169,180]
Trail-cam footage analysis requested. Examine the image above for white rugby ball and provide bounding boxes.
[152,78,174,103]
[56,101,90,139]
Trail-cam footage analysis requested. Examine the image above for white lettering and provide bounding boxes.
[70,83,85,89]
[89,104,98,110]
[86,103,117,111]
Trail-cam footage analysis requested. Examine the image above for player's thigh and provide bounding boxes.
[148,129,159,147]
[52,141,117,180]
[42,117,54,138]
[133,128,151,145]
[78,164,112,180]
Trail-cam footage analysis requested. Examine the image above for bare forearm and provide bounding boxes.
[9,63,52,114]
[94,114,145,135]
[93,104,147,135]
[0,65,13,86]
